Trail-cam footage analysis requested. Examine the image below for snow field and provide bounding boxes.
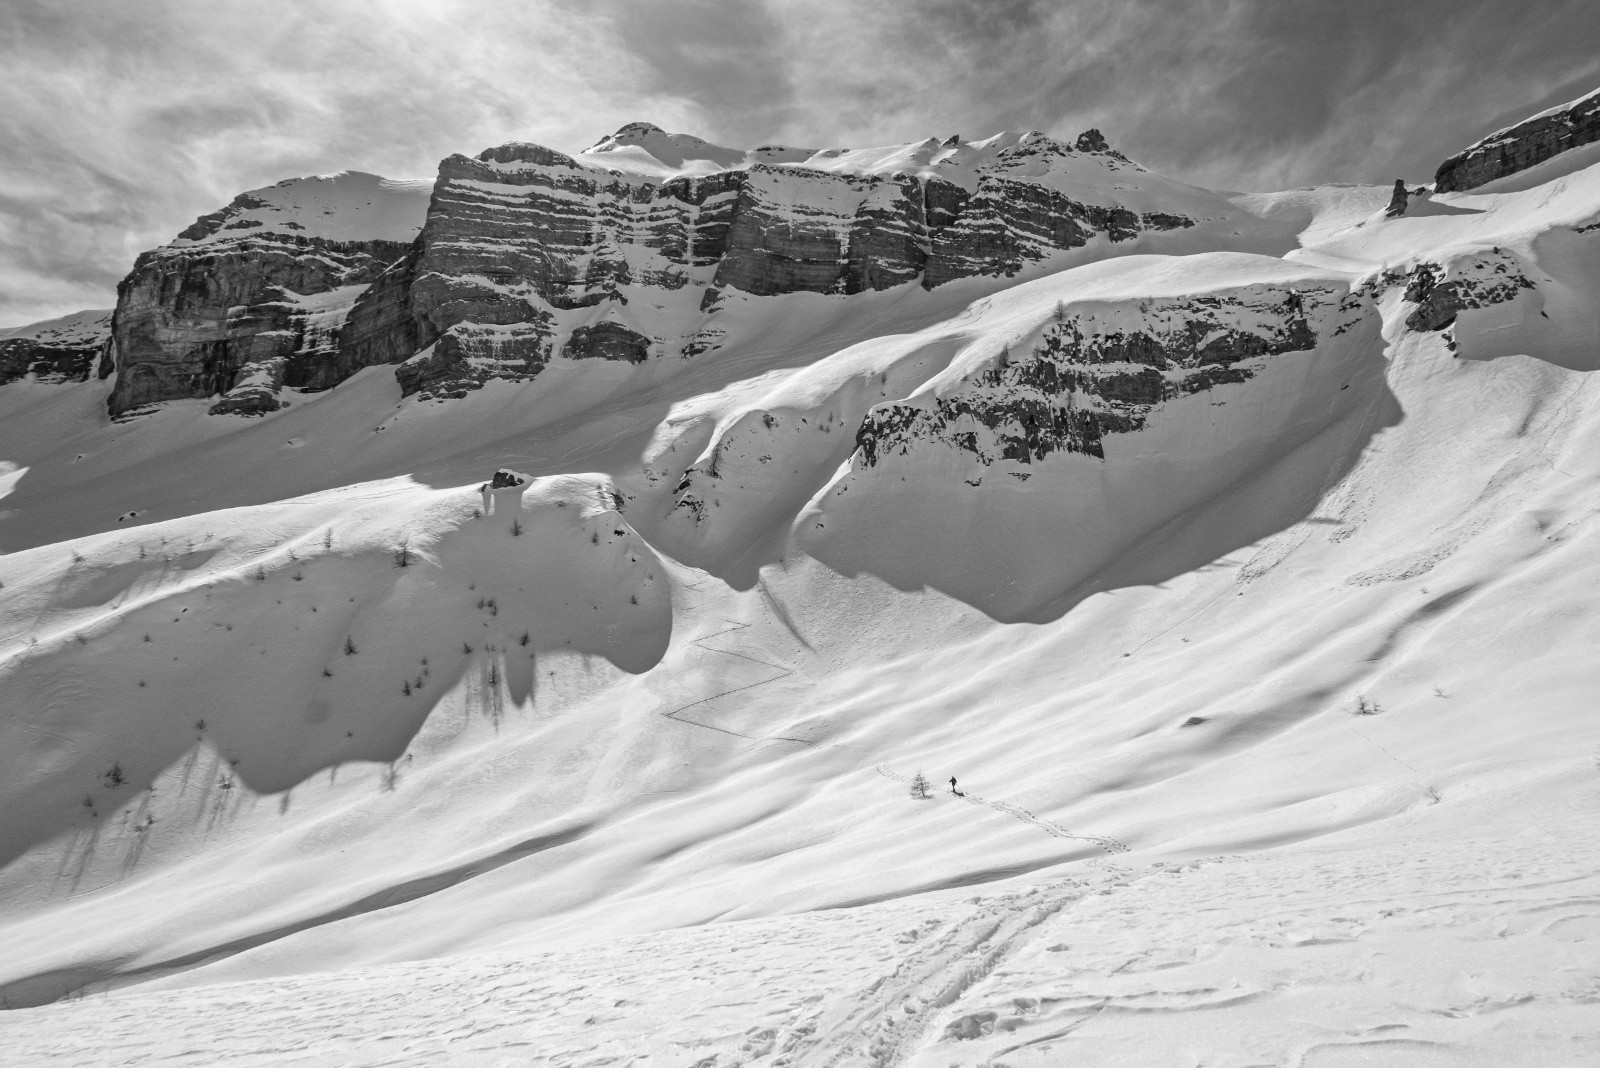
[1,132,1600,1065]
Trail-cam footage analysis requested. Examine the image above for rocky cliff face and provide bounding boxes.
[105,172,431,417]
[376,125,1233,400]
[1435,86,1600,192]
[94,99,1600,417]
[104,125,1255,410]
[0,309,111,386]
[852,280,1362,470]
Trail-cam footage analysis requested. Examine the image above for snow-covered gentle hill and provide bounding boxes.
[3,95,1600,1065]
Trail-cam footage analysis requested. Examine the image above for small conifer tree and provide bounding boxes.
[910,772,931,800]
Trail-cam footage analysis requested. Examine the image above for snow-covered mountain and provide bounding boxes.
[0,309,111,386]
[101,125,1282,416]
[3,91,1600,1065]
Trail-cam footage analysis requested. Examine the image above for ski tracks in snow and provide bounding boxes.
[659,619,797,739]
[872,764,1128,855]
[659,615,1127,854]
[757,881,1091,1066]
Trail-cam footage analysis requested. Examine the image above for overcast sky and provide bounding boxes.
[2,0,1598,325]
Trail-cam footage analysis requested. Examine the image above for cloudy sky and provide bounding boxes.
[2,0,1597,325]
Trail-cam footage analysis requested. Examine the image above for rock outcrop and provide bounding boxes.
[105,172,431,417]
[381,125,1223,400]
[1362,248,1537,334]
[104,125,1254,410]
[1436,86,1600,192]
[0,310,111,386]
[853,281,1363,469]
[1385,179,1409,218]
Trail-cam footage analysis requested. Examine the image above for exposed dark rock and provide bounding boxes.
[562,322,652,362]
[335,240,424,386]
[0,311,111,386]
[406,129,1197,401]
[1385,179,1409,218]
[489,469,529,488]
[1397,250,1537,332]
[1435,86,1600,192]
[854,282,1357,469]
[108,127,1209,411]
[0,339,100,385]
[1074,129,1113,154]
[176,194,267,241]
[394,314,553,401]
[207,377,284,416]
[1402,263,1455,332]
[106,234,414,417]
[923,177,970,232]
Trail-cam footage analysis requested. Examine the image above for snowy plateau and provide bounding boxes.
[2,89,1600,1067]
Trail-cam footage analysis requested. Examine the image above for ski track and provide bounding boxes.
[659,619,798,739]
[764,884,1084,1066]
[872,765,1128,856]
[659,618,1127,855]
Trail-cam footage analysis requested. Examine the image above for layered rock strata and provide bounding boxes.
[1436,86,1600,192]
[371,126,1203,399]
[105,126,1240,409]
[0,310,111,385]
[104,172,430,417]
[854,282,1362,469]
[375,126,1211,399]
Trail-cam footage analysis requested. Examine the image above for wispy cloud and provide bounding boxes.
[0,0,689,324]
[3,0,1597,324]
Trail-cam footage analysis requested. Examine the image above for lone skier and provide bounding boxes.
[949,776,959,795]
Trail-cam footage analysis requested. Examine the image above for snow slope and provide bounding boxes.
[169,171,431,247]
[3,124,1600,1066]
[0,309,112,346]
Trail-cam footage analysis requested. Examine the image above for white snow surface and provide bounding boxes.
[2,134,1600,1066]
[0,309,112,345]
[569,122,1242,215]
[169,171,431,248]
